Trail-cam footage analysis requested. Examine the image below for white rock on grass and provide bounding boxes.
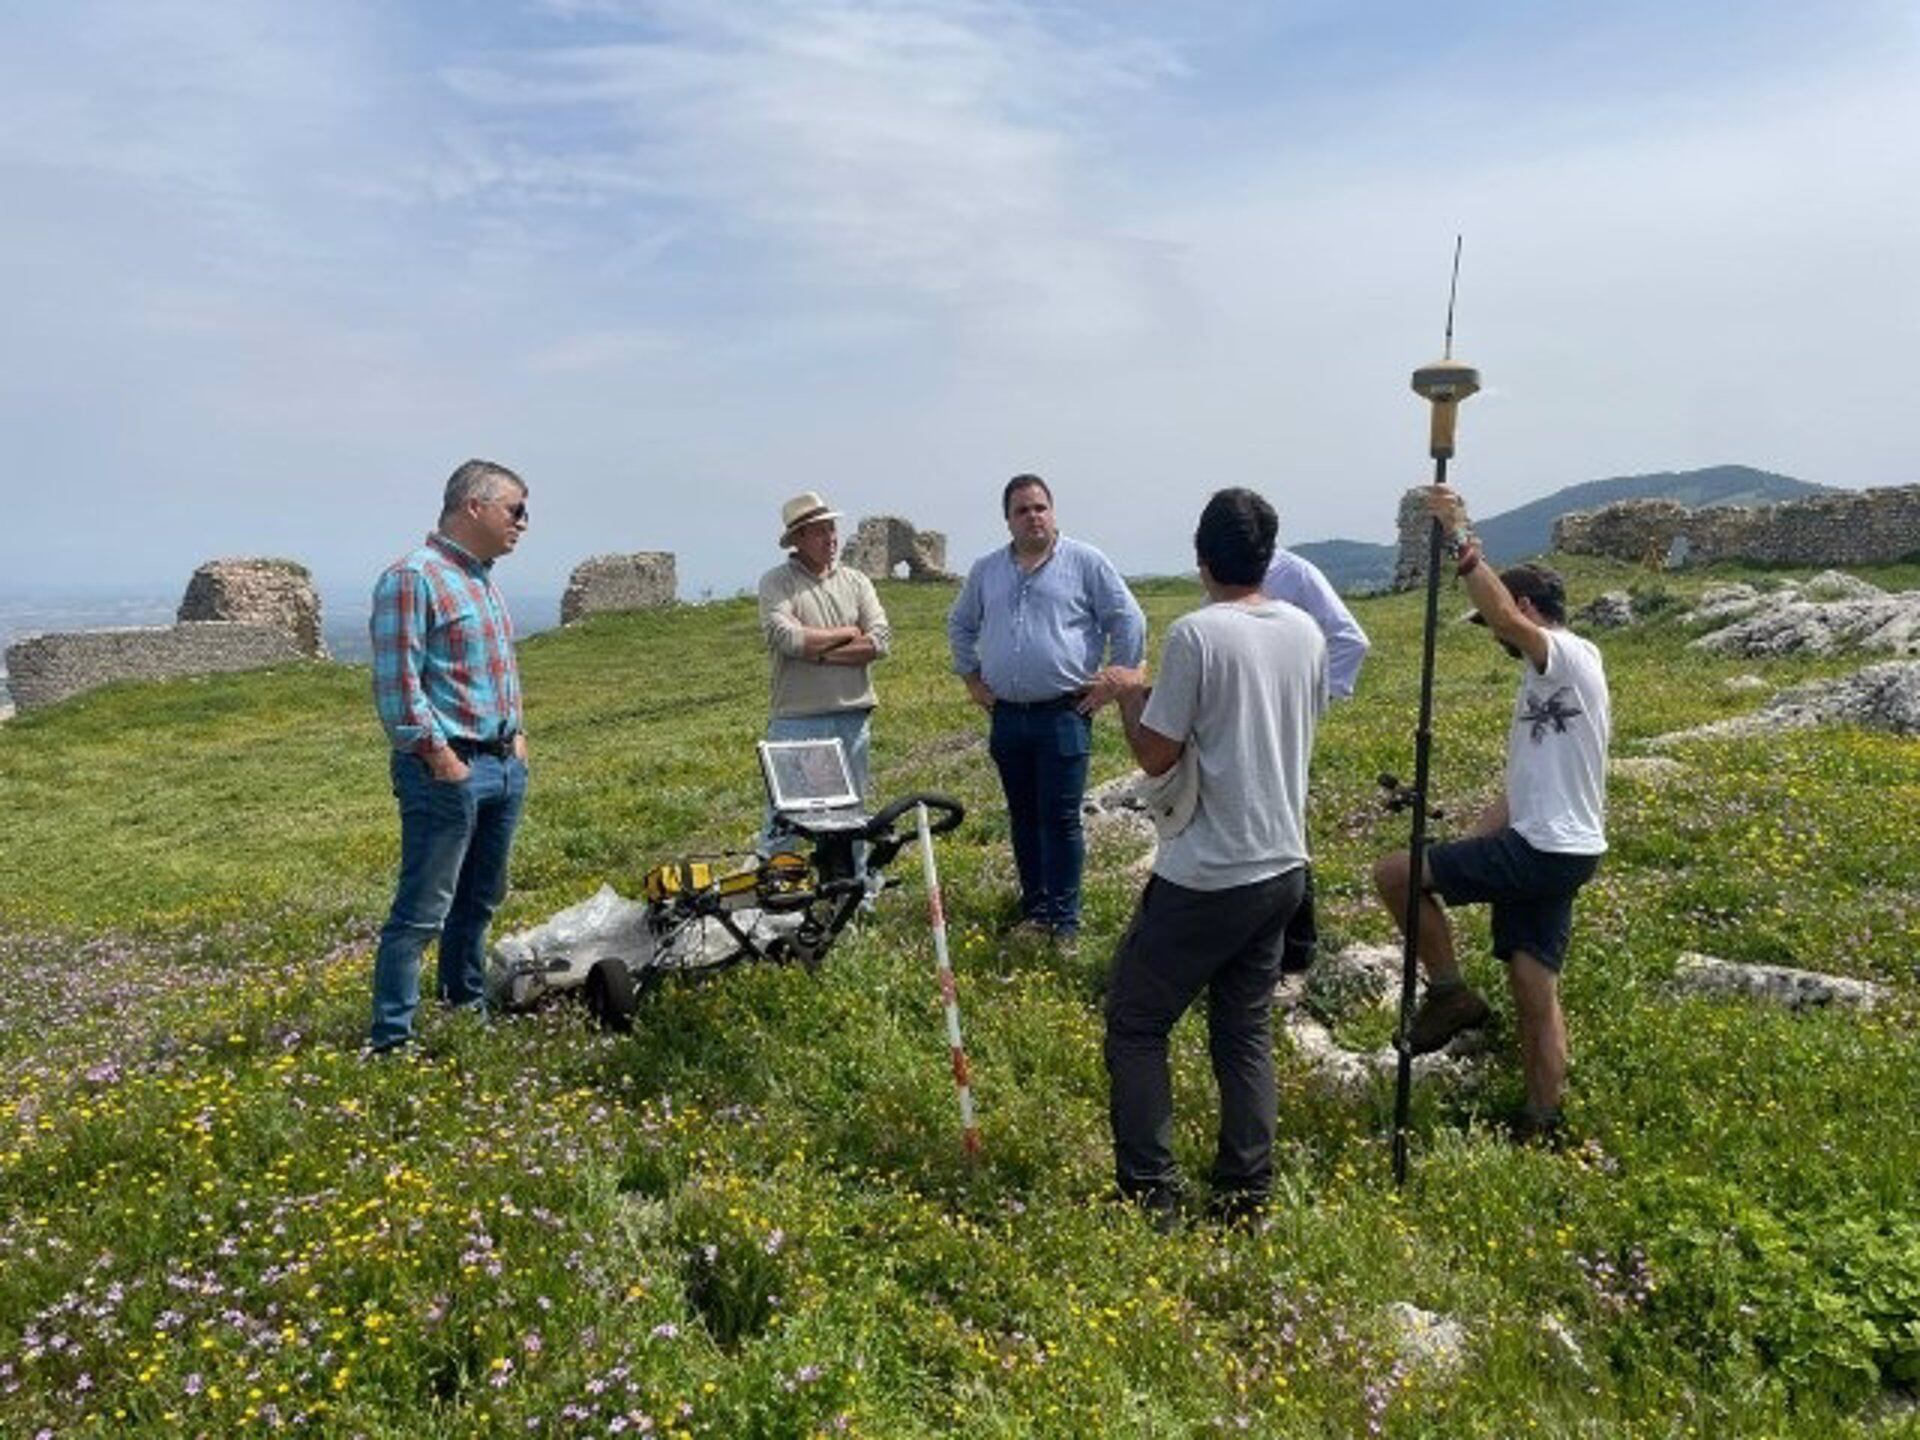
[1539,1313,1587,1372]
[1277,943,1492,1096]
[1609,756,1687,784]
[1650,661,1920,746]
[1671,952,1890,1012]
[1722,673,1770,693]
[1082,772,1158,845]
[1384,1302,1469,1379]
[1301,941,1401,1020]
[1082,772,1159,879]
[1800,569,1885,602]
[1578,591,1635,628]
[1280,1011,1489,1099]
[1683,583,1762,625]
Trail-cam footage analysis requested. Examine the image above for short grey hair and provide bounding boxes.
[440,459,526,522]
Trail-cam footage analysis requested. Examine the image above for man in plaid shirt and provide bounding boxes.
[367,459,531,1053]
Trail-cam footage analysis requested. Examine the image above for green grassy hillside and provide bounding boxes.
[1,560,1916,1437]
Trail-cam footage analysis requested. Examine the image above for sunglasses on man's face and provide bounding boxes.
[488,499,529,523]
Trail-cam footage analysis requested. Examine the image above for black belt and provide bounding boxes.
[996,691,1086,713]
[448,733,517,760]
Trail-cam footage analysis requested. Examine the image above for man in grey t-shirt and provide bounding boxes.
[1098,489,1327,1227]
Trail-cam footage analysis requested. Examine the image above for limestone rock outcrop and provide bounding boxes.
[1671,953,1890,1011]
[1578,591,1635,628]
[1691,590,1920,659]
[1650,660,1920,745]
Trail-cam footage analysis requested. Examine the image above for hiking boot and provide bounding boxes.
[1118,1183,1185,1235]
[1206,1187,1270,1231]
[1510,1105,1565,1149]
[1404,981,1492,1056]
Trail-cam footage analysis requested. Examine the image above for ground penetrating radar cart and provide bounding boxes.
[488,739,964,1030]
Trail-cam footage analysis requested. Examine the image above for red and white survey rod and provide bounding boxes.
[916,801,981,1157]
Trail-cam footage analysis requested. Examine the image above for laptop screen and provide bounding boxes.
[758,739,859,812]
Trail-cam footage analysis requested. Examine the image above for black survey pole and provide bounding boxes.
[1390,464,1448,1186]
[1392,239,1479,1187]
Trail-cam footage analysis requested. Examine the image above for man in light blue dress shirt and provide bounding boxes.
[1261,548,1371,973]
[948,474,1147,940]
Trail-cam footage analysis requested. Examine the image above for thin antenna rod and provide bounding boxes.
[1442,235,1463,359]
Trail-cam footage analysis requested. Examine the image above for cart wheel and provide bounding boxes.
[585,958,639,1032]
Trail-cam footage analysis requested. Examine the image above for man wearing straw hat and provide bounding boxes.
[758,491,891,854]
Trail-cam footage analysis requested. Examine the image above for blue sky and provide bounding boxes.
[3,1,1915,604]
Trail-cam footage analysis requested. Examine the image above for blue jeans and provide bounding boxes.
[370,751,528,1050]
[988,701,1093,934]
[761,710,872,867]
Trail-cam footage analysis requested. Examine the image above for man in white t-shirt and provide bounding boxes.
[1372,485,1611,1144]
[1260,548,1370,974]
[1097,489,1327,1226]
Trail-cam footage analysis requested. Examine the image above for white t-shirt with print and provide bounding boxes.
[1506,628,1610,855]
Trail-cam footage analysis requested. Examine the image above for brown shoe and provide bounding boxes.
[1509,1105,1565,1149]
[1405,981,1492,1055]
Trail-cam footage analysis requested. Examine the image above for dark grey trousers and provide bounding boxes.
[1104,868,1305,1198]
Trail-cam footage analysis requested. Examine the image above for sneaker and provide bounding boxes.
[360,1036,420,1061]
[1404,981,1492,1055]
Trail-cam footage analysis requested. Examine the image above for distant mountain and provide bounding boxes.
[1293,465,1833,591]
[1282,539,1399,592]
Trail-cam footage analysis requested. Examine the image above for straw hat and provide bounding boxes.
[778,490,843,547]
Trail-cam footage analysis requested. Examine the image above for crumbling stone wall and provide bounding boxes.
[1389,489,1436,592]
[561,552,677,623]
[5,624,307,713]
[842,516,953,582]
[178,558,326,658]
[1554,486,1920,568]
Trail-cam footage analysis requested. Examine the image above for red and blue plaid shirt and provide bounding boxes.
[371,533,522,753]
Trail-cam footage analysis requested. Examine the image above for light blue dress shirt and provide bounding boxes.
[1260,549,1371,699]
[947,537,1147,702]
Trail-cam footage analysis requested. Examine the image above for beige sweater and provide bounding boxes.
[758,559,891,718]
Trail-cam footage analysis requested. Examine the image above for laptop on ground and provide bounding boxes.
[757,738,868,832]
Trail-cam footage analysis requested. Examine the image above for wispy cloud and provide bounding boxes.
[0,1,1913,598]
[438,1,1188,341]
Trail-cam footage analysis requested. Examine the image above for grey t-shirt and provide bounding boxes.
[1142,599,1327,892]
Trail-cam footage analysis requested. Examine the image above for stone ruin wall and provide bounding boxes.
[1389,489,1430,591]
[561,552,677,623]
[6,556,326,713]
[842,516,954,582]
[178,558,328,657]
[6,624,307,712]
[1552,485,1920,567]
